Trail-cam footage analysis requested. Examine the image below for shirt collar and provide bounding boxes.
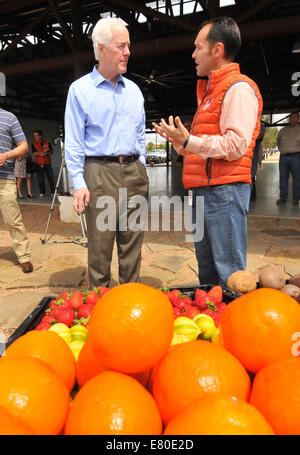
[91,65,125,87]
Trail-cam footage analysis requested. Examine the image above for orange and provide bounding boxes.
[76,341,151,389]
[152,340,250,425]
[4,330,76,391]
[64,370,162,435]
[164,394,274,435]
[250,357,300,435]
[220,288,300,373]
[88,283,174,373]
[0,406,34,435]
[75,340,107,388]
[0,357,70,435]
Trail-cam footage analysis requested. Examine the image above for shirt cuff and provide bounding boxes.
[139,155,146,166]
[72,173,87,191]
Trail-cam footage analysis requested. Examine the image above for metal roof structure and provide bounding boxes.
[0,0,299,128]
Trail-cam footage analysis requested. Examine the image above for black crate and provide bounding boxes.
[0,296,55,355]
[168,284,240,304]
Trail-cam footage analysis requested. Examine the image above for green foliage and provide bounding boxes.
[262,126,278,149]
[261,115,278,149]
[146,141,166,152]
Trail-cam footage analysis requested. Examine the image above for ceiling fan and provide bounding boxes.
[130,69,190,87]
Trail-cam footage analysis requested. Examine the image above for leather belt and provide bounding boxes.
[86,154,139,164]
[283,152,300,156]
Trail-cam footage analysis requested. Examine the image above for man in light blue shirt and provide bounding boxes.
[64,17,148,288]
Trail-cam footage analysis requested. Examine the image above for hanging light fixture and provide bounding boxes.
[292,37,300,53]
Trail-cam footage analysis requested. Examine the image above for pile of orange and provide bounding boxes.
[1,284,300,435]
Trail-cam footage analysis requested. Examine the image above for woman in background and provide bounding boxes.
[14,153,33,198]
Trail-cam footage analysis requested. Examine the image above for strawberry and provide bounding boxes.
[170,289,181,298]
[206,295,218,306]
[202,308,217,318]
[40,314,56,325]
[217,302,227,312]
[208,286,223,305]
[193,296,208,311]
[75,316,90,328]
[35,321,50,330]
[57,292,69,301]
[68,291,84,310]
[194,289,208,300]
[172,296,187,310]
[77,303,95,319]
[95,286,110,297]
[180,297,193,307]
[184,305,200,319]
[85,290,100,306]
[54,308,75,327]
[173,307,182,319]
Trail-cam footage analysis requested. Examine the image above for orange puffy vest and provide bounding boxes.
[33,140,51,166]
[182,63,263,189]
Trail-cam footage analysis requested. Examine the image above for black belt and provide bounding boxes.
[283,152,300,156]
[86,154,139,164]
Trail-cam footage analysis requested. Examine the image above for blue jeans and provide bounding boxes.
[279,153,300,201]
[192,183,250,286]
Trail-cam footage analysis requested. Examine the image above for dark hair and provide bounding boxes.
[201,16,241,61]
[34,130,43,136]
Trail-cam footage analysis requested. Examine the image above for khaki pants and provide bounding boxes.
[0,179,31,264]
[84,158,149,287]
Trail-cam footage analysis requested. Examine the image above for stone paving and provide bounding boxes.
[0,203,299,342]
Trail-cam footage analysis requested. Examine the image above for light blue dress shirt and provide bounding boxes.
[64,65,146,190]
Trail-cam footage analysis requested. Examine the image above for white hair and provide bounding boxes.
[92,17,127,61]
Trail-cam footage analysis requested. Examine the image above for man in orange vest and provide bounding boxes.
[153,17,263,286]
[32,130,55,197]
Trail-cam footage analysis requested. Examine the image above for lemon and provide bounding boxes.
[193,314,216,341]
[49,323,71,344]
[70,324,88,343]
[69,340,85,361]
[171,332,191,346]
[174,316,201,340]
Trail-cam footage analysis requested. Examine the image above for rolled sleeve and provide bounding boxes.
[185,82,259,161]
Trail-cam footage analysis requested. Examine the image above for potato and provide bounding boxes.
[258,266,289,290]
[281,284,300,302]
[289,274,300,289]
[226,270,257,294]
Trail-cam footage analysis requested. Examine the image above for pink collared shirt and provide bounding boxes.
[182,82,259,161]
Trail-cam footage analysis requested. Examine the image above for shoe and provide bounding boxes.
[18,194,24,199]
[27,193,34,198]
[276,198,287,205]
[292,200,299,205]
[39,193,45,197]
[21,261,33,273]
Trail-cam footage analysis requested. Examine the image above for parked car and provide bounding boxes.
[147,149,168,164]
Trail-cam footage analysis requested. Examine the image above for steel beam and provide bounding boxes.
[0,7,50,61]
[1,15,300,76]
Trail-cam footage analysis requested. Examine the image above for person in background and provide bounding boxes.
[32,130,55,197]
[14,152,33,199]
[0,107,33,273]
[64,17,148,288]
[250,120,265,202]
[276,112,300,206]
[153,16,262,286]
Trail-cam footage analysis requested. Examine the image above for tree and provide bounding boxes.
[146,141,156,152]
[261,115,278,149]
[146,140,166,152]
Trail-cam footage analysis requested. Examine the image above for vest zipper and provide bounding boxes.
[190,76,212,188]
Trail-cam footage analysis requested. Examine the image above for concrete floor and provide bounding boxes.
[18,153,299,218]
